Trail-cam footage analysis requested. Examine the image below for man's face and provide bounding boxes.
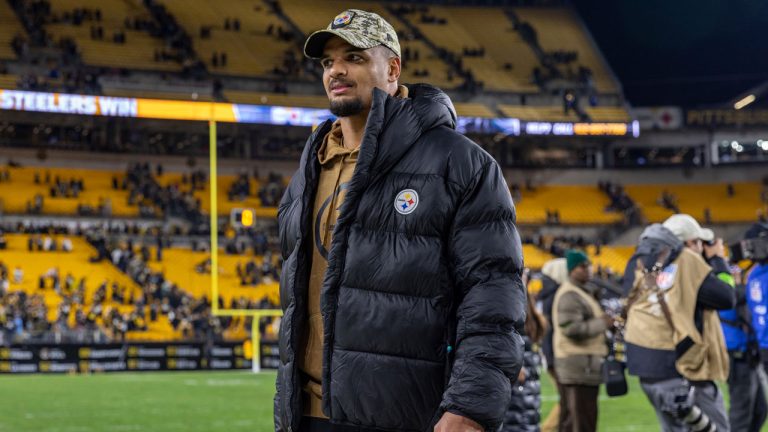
[320,37,398,117]
[570,262,592,285]
[685,239,703,254]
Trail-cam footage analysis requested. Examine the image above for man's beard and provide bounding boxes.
[330,98,364,117]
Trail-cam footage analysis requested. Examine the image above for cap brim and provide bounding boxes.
[303,29,378,59]
[700,228,715,242]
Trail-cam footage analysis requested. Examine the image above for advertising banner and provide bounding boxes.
[0,342,255,374]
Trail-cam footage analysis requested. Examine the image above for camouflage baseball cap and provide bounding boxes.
[303,9,401,59]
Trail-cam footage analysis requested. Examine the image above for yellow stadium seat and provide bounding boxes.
[44,0,181,72]
[0,74,18,89]
[154,172,279,218]
[586,245,634,275]
[522,244,556,270]
[145,248,280,308]
[0,235,143,322]
[0,167,140,217]
[157,0,295,77]
[514,185,623,224]
[498,105,580,122]
[0,1,23,60]
[625,182,766,223]
[453,102,496,118]
[514,8,619,93]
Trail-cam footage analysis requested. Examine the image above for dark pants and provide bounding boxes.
[558,384,599,432]
[728,357,767,432]
[298,417,384,432]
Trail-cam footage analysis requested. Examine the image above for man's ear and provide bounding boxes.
[388,56,401,83]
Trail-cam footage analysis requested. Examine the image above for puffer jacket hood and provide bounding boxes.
[275,83,525,432]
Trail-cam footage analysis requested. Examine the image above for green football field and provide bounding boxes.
[0,370,758,432]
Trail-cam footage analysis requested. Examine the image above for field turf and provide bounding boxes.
[0,370,753,431]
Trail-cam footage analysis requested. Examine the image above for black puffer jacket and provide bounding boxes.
[503,336,542,432]
[275,84,525,432]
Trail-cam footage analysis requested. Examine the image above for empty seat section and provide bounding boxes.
[45,0,180,71]
[514,185,623,224]
[514,8,618,93]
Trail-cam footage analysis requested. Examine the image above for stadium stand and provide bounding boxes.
[513,185,623,224]
[498,104,579,122]
[145,248,280,308]
[0,234,160,336]
[521,244,556,270]
[0,73,18,89]
[0,167,141,217]
[585,245,634,275]
[0,228,278,343]
[625,182,766,223]
[153,171,280,218]
[156,0,297,78]
[0,0,24,60]
[397,5,539,93]
[514,7,619,94]
[43,0,182,72]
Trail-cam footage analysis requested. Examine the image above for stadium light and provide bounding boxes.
[734,94,756,110]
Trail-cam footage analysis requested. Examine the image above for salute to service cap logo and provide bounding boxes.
[394,189,419,215]
[332,11,355,28]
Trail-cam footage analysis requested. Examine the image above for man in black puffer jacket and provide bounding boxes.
[275,8,525,432]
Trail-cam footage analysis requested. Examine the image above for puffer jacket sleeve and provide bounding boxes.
[278,169,303,261]
[440,161,526,431]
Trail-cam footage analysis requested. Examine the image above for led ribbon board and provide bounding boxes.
[0,89,639,137]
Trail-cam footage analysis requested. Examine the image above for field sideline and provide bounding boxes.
[0,370,758,431]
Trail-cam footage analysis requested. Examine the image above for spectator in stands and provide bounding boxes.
[659,189,680,213]
[552,250,609,432]
[623,215,734,432]
[42,235,54,251]
[61,237,73,252]
[278,10,524,432]
[13,267,23,285]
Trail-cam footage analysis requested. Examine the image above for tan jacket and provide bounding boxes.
[552,279,607,386]
[624,248,729,381]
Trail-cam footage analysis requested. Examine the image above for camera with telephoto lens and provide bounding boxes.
[729,224,768,263]
[661,383,716,432]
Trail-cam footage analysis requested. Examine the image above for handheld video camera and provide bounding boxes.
[730,233,768,263]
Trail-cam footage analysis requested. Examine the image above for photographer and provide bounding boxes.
[744,223,768,373]
[720,261,766,432]
[623,214,735,432]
